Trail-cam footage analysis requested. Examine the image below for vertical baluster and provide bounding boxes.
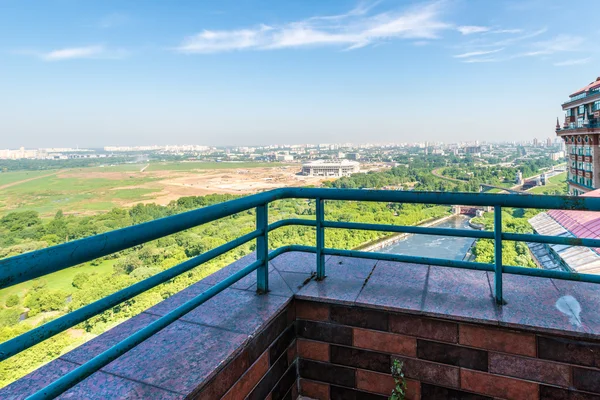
[494,205,503,304]
[256,204,269,293]
[316,198,325,280]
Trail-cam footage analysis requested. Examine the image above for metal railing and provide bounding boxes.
[563,90,600,106]
[3,188,600,399]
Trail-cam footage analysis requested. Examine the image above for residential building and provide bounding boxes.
[556,76,600,195]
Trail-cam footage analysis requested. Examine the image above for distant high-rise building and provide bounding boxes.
[546,137,552,147]
[533,138,539,146]
[556,76,600,195]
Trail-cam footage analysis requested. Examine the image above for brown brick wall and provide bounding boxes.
[192,305,297,400]
[296,300,600,400]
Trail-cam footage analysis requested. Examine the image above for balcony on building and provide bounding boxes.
[2,189,600,400]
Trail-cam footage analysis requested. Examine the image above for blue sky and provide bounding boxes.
[0,0,598,148]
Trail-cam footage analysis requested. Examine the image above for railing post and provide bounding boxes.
[256,204,269,293]
[494,205,503,304]
[316,198,325,280]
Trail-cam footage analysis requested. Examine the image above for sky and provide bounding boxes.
[0,0,598,148]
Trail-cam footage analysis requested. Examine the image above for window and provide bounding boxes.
[578,118,584,128]
[567,109,572,117]
[586,147,591,156]
[594,101,600,111]
[579,105,585,114]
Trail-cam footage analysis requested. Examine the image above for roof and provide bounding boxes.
[570,77,600,97]
[302,159,360,167]
[546,189,600,241]
[528,212,600,274]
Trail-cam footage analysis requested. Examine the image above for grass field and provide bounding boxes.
[527,172,567,194]
[0,161,301,217]
[0,259,116,305]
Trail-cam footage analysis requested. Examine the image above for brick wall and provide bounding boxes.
[192,304,298,400]
[295,300,600,400]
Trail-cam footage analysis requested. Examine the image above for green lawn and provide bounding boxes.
[0,170,59,186]
[528,172,567,194]
[0,259,116,305]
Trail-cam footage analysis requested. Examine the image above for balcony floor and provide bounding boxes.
[2,252,600,399]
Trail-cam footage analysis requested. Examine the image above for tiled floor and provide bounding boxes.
[5,251,600,399]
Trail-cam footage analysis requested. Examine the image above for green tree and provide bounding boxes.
[5,294,19,308]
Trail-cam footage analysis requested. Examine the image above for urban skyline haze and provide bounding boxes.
[1,0,598,148]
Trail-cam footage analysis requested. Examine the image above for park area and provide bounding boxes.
[0,161,329,217]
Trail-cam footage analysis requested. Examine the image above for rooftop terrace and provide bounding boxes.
[1,188,600,399]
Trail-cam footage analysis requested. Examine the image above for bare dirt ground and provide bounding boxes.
[127,166,329,205]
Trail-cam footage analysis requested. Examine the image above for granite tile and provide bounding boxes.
[247,309,289,363]
[423,266,497,323]
[294,256,376,305]
[221,352,269,400]
[270,252,321,274]
[151,288,290,335]
[146,282,213,317]
[200,252,258,287]
[61,312,160,365]
[355,261,428,312]
[551,279,600,336]
[194,349,251,400]
[495,272,589,335]
[278,271,314,294]
[0,358,182,400]
[98,321,247,395]
[394,356,460,388]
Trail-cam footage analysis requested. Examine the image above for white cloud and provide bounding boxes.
[176,2,453,53]
[457,25,489,35]
[523,34,584,56]
[42,46,105,61]
[554,57,591,67]
[454,48,504,58]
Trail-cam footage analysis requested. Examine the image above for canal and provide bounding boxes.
[379,215,476,261]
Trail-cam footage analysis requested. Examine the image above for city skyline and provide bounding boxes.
[1,0,599,147]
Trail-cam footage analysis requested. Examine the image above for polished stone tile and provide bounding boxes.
[101,321,247,395]
[278,271,313,294]
[423,266,497,324]
[496,272,587,336]
[270,252,320,274]
[294,256,376,305]
[200,252,258,288]
[356,261,428,313]
[62,312,160,365]
[551,279,600,337]
[0,358,182,400]
[146,282,213,317]
[175,288,291,334]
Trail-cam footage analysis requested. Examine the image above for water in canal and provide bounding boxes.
[379,215,476,261]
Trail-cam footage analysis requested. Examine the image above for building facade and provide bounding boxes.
[301,160,360,177]
[556,76,600,195]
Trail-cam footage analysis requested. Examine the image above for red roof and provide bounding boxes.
[547,189,600,241]
[570,77,600,97]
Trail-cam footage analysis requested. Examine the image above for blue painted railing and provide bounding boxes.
[563,89,600,105]
[3,188,600,399]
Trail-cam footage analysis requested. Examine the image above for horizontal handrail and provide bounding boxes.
[2,188,600,399]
